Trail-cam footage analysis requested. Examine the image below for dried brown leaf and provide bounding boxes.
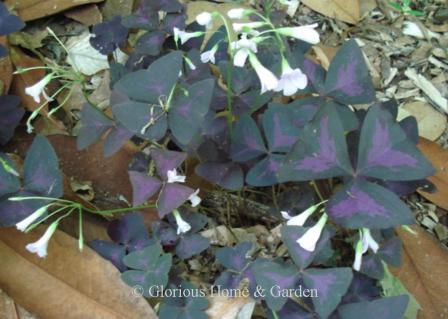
[391,226,448,318]
[301,0,360,24]
[417,138,448,210]
[0,227,156,319]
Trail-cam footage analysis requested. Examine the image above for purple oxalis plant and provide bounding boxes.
[0,0,437,318]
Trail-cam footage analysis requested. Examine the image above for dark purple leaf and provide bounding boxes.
[195,161,244,190]
[153,0,184,13]
[360,254,384,279]
[103,125,134,157]
[134,31,166,56]
[114,51,183,103]
[77,103,114,150]
[281,226,332,270]
[246,154,284,186]
[107,212,151,251]
[23,135,63,198]
[266,300,314,319]
[90,240,127,271]
[128,171,162,206]
[169,78,215,145]
[183,49,212,84]
[302,267,353,319]
[356,105,434,180]
[253,261,299,311]
[121,243,172,297]
[112,100,168,141]
[218,61,254,95]
[203,25,228,65]
[0,95,24,145]
[262,107,300,153]
[156,183,194,217]
[163,12,187,33]
[268,98,319,128]
[122,0,159,30]
[230,114,267,162]
[327,179,414,229]
[378,237,402,267]
[0,191,46,226]
[152,221,179,246]
[338,296,409,319]
[399,116,419,144]
[215,242,253,272]
[289,48,326,94]
[0,2,25,36]
[175,233,209,259]
[324,40,375,104]
[342,273,381,304]
[90,16,128,55]
[279,106,353,182]
[0,154,20,198]
[150,149,186,180]
[233,89,273,116]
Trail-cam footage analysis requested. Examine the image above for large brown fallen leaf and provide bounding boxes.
[417,138,448,210]
[0,288,37,319]
[0,227,157,319]
[4,0,103,21]
[391,226,448,319]
[301,0,360,24]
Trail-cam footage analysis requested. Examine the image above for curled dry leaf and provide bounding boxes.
[4,0,103,22]
[391,226,448,319]
[0,227,156,319]
[301,0,360,24]
[417,138,448,210]
[398,101,447,141]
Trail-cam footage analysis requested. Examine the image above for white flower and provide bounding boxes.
[188,189,202,207]
[227,8,250,19]
[232,22,266,33]
[167,169,186,183]
[361,228,379,253]
[16,205,49,232]
[25,74,53,103]
[230,33,258,67]
[248,52,278,94]
[283,204,318,227]
[201,44,219,64]
[276,23,320,44]
[296,213,328,252]
[173,210,191,235]
[278,0,300,17]
[196,12,214,29]
[25,221,59,258]
[275,60,307,96]
[173,27,204,45]
[353,238,364,271]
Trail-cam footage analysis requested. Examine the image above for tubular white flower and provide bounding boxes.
[296,213,328,252]
[285,204,319,227]
[25,221,59,258]
[185,57,196,70]
[188,189,201,207]
[173,210,191,235]
[278,0,300,17]
[173,27,204,45]
[16,205,49,232]
[230,33,258,67]
[362,228,379,253]
[25,74,53,103]
[227,8,251,19]
[167,169,186,183]
[353,238,364,271]
[281,211,293,219]
[200,44,219,64]
[275,59,308,96]
[196,12,214,29]
[276,23,320,44]
[248,52,278,94]
[232,22,266,33]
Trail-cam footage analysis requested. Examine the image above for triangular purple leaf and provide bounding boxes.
[175,233,210,259]
[231,114,267,162]
[150,149,186,180]
[356,105,434,180]
[215,242,253,272]
[156,183,194,217]
[0,2,25,36]
[324,40,375,104]
[195,162,244,190]
[262,107,300,153]
[134,31,166,56]
[246,154,284,187]
[338,296,409,319]
[90,240,127,272]
[77,103,114,150]
[327,179,414,229]
[129,171,162,206]
[103,125,134,157]
[0,154,20,198]
[360,254,384,279]
[302,267,353,319]
[378,237,402,267]
[90,16,128,55]
[0,95,24,145]
[279,105,353,182]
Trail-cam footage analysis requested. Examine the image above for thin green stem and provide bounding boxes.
[81,203,157,216]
